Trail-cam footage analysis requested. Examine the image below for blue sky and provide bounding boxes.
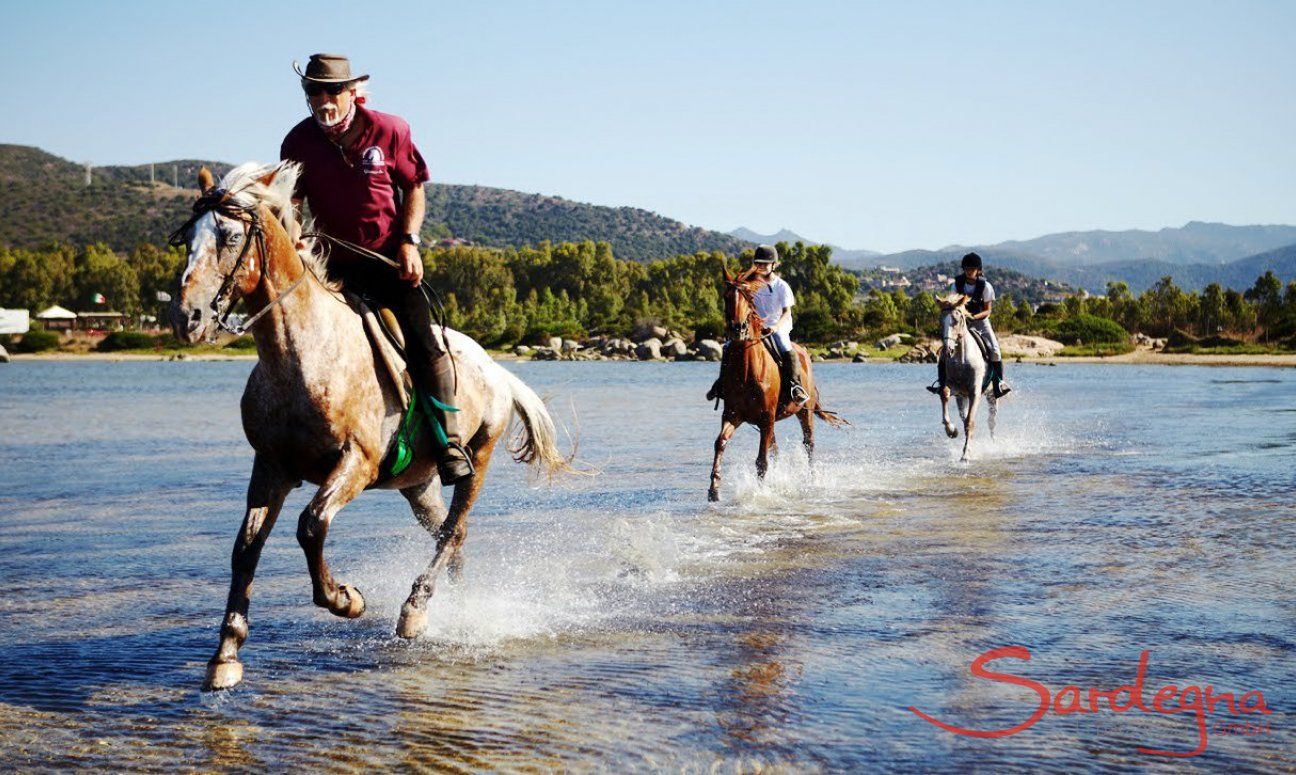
[2,0,1293,252]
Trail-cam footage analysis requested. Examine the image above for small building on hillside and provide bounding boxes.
[35,305,77,332]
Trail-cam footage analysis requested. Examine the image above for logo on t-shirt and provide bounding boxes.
[360,145,386,175]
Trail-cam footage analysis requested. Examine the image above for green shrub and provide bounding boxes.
[1052,314,1128,345]
[1197,334,1245,348]
[14,329,60,353]
[97,331,160,351]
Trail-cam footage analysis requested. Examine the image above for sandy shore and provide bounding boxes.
[1029,348,1296,368]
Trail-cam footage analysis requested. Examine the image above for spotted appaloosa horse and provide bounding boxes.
[936,293,998,461]
[707,266,848,501]
[171,162,568,690]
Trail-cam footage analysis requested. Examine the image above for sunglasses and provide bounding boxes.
[304,82,349,97]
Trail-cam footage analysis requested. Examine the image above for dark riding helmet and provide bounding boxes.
[961,252,983,270]
[753,245,779,264]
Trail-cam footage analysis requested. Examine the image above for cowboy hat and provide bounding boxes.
[292,53,370,84]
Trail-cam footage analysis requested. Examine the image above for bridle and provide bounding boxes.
[724,277,773,348]
[941,303,968,361]
[169,186,309,336]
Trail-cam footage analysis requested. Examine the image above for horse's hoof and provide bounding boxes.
[707,489,719,502]
[204,660,243,691]
[945,427,958,439]
[337,584,366,619]
[396,605,428,639]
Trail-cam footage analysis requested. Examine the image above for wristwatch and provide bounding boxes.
[402,232,422,247]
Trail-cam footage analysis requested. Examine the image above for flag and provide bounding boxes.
[92,293,107,305]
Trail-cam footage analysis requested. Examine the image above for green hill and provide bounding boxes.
[0,145,750,261]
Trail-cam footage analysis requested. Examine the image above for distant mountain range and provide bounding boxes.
[0,145,751,262]
[730,226,882,264]
[848,236,1296,293]
[3,144,1291,292]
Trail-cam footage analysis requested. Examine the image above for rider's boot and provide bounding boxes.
[705,362,725,402]
[705,345,728,403]
[783,351,810,404]
[991,359,1012,398]
[425,354,475,485]
[926,359,946,394]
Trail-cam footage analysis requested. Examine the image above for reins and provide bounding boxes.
[724,279,774,349]
[302,230,459,393]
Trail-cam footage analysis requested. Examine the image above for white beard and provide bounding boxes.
[312,105,342,127]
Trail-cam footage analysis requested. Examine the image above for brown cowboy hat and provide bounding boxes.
[292,53,370,84]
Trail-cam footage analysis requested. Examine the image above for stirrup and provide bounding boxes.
[993,382,1012,398]
[926,382,944,394]
[438,441,475,485]
[790,384,810,403]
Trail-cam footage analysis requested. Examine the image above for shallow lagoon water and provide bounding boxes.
[0,360,1292,770]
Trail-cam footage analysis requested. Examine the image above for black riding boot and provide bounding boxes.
[782,351,810,404]
[926,359,946,394]
[426,355,475,485]
[705,344,728,403]
[991,359,1012,398]
[705,363,725,402]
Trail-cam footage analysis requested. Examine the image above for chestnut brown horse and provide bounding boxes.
[707,267,848,501]
[170,162,568,690]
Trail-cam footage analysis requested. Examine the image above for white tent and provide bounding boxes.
[35,305,77,321]
[0,308,30,335]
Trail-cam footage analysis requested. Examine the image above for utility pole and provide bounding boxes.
[84,163,92,186]
[173,164,178,188]
[150,162,155,185]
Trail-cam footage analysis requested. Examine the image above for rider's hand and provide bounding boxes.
[398,243,424,286]
[761,326,773,336]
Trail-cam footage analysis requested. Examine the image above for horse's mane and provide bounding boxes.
[218,162,337,289]
[735,266,768,288]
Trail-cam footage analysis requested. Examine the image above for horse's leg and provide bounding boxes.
[297,445,373,618]
[708,415,739,502]
[940,383,958,438]
[798,404,815,466]
[961,392,980,462]
[397,436,499,639]
[205,456,295,690]
[987,392,998,440]
[756,420,775,480]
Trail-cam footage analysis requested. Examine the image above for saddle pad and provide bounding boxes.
[346,291,411,408]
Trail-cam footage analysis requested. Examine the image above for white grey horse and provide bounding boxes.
[936,294,998,461]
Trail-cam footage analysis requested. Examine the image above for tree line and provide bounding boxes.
[2,240,1294,349]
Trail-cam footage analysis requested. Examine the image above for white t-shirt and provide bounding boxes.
[951,276,996,304]
[752,275,796,333]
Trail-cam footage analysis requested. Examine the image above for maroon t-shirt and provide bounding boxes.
[280,105,430,257]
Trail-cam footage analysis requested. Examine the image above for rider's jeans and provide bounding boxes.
[967,318,1002,361]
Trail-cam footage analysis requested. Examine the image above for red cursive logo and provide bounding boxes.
[908,646,1273,757]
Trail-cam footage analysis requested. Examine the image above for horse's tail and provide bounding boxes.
[500,367,575,478]
[813,396,852,429]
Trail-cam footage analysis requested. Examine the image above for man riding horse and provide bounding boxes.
[927,252,1012,399]
[280,53,473,484]
[706,245,810,406]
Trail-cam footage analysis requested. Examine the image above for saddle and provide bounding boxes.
[760,336,809,408]
[967,327,990,361]
[345,292,434,480]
